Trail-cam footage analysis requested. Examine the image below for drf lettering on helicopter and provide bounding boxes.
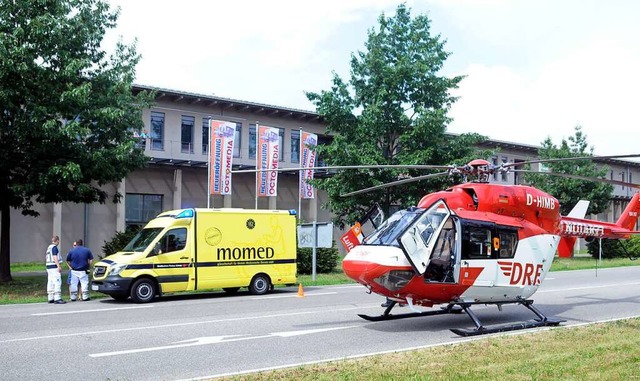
[526,193,556,210]
[499,261,544,286]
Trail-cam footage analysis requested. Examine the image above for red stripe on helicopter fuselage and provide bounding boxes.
[342,259,484,306]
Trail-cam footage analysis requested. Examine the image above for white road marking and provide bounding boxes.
[176,314,640,381]
[5,279,640,345]
[0,306,371,344]
[89,326,357,358]
[31,305,154,316]
[538,281,640,293]
[252,292,337,299]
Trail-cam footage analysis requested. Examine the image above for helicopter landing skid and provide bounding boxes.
[358,299,564,336]
[450,300,565,337]
[357,301,463,322]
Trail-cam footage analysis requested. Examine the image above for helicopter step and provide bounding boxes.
[359,299,564,336]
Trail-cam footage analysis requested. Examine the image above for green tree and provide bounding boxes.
[0,0,154,281]
[306,4,485,227]
[523,125,613,216]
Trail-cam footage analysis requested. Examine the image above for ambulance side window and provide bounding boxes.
[157,228,187,255]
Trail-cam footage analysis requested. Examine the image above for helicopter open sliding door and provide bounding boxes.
[397,200,452,275]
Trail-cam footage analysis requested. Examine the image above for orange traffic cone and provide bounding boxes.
[297,283,305,297]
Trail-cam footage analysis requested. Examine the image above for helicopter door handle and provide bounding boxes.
[180,256,189,260]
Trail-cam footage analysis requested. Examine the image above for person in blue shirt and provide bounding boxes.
[66,239,94,301]
[45,236,66,304]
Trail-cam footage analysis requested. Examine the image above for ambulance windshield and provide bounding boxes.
[123,228,163,252]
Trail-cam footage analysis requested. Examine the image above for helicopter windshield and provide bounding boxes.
[398,200,452,274]
[363,208,423,246]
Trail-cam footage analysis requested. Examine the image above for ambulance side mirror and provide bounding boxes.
[150,242,162,257]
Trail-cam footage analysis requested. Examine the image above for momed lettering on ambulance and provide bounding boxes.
[217,246,275,261]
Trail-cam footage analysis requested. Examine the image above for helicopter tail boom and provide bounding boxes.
[558,192,640,252]
[616,192,640,231]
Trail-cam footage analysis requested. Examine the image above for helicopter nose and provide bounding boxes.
[342,257,384,284]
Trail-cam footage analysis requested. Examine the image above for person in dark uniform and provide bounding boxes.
[66,239,94,301]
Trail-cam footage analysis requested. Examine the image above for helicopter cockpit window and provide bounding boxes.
[497,230,518,258]
[364,209,422,246]
[461,222,519,260]
[462,227,493,259]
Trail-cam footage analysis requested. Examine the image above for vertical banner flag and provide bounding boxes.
[257,125,280,197]
[209,120,236,195]
[300,131,318,199]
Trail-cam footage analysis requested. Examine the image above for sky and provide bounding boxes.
[104,0,640,158]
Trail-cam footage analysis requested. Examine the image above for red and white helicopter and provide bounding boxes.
[338,156,640,336]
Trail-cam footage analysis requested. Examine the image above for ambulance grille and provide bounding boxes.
[94,266,107,277]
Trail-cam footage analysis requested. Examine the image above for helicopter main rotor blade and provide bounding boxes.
[231,164,453,174]
[340,171,451,197]
[512,169,640,189]
[503,153,640,169]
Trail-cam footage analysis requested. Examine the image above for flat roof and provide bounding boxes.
[133,84,322,122]
[136,85,640,168]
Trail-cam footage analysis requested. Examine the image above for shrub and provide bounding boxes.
[297,244,341,274]
[587,235,640,259]
[101,225,142,258]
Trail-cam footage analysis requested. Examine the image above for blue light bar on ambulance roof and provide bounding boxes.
[289,209,297,216]
[175,209,194,219]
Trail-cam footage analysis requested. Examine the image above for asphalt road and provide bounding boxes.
[1,266,640,381]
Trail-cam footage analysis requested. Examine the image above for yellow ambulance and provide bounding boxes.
[91,208,297,303]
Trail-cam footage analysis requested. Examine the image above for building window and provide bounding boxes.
[275,127,284,162]
[291,130,300,163]
[513,159,525,185]
[501,156,508,182]
[150,111,165,151]
[125,194,163,226]
[181,115,194,153]
[249,124,257,159]
[491,156,498,181]
[316,134,332,167]
[234,122,242,158]
[202,119,209,155]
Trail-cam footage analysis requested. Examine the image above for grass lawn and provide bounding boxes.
[215,318,640,381]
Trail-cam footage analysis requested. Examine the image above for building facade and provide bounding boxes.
[6,85,640,263]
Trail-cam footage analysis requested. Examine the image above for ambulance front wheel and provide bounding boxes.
[131,278,157,303]
[249,274,271,295]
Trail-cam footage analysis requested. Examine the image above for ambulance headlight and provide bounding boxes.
[108,263,128,276]
[374,270,414,291]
